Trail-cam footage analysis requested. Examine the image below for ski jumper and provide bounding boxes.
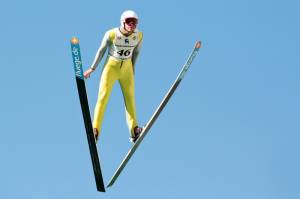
[90,28,143,138]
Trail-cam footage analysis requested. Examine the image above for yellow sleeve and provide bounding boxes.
[108,29,116,43]
[138,32,143,43]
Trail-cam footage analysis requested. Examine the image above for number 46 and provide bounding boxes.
[117,49,131,56]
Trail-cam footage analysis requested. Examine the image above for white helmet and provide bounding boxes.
[120,10,139,26]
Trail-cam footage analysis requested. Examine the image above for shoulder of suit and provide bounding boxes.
[106,28,118,43]
[129,28,142,43]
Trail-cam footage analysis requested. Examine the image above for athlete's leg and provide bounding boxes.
[93,57,119,137]
[119,60,138,137]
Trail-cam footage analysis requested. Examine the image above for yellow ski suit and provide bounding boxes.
[89,27,143,138]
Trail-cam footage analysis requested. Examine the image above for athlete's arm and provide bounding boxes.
[131,39,142,73]
[84,31,110,78]
[90,31,110,69]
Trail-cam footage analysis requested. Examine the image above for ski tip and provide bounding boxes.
[195,41,201,49]
[71,37,79,45]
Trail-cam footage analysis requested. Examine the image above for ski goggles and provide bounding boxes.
[125,18,138,25]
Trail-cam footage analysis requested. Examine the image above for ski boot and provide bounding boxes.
[93,128,99,143]
[130,126,143,143]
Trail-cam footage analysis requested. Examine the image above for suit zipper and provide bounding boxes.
[120,60,123,68]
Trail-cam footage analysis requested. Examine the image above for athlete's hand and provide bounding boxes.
[84,68,95,79]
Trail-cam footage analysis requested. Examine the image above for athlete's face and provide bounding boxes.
[124,18,138,32]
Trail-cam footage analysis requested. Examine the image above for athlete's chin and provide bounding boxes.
[127,27,136,32]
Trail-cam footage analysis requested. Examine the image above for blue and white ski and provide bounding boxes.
[107,41,202,187]
[70,37,105,192]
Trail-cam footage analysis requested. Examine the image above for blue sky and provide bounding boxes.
[0,0,299,198]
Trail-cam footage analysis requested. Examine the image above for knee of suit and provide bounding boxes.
[122,92,136,105]
[98,89,111,104]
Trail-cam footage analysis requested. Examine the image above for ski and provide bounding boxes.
[70,37,105,192]
[107,41,202,187]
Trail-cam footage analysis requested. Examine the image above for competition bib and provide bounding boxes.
[109,28,140,60]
